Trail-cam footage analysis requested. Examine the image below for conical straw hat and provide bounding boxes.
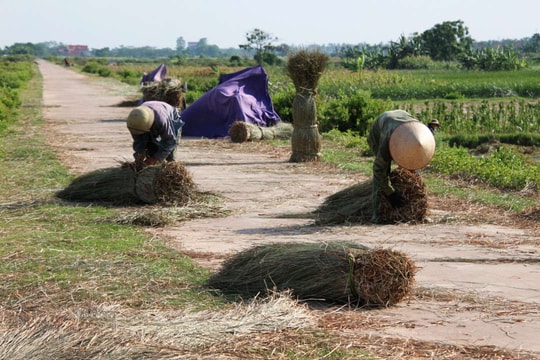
[127,106,154,135]
[389,122,435,170]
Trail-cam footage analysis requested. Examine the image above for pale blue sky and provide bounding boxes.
[2,0,538,49]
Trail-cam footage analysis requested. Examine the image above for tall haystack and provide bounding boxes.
[286,50,329,162]
[207,241,417,307]
[315,167,428,225]
[56,162,196,206]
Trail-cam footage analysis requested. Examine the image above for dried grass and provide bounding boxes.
[57,162,198,206]
[315,167,428,225]
[228,121,293,143]
[55,165,139,205]
[0,294,313,360]
[141,78,186,109]
[137,161,197,205]
[206,241,417,308]
[286,50,329,93]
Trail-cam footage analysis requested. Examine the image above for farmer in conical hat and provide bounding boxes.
[127,101,184,169]
[427,119,440,134]
[367,110,436,223]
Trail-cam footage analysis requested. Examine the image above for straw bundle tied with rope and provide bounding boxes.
[141,78,186,109]
[315,167,428,225]
[228,121,294,143]
[207,241,417,307]
[56,161,197,205]
[286,50,329,162]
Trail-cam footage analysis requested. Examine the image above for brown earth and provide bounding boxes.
[38,60,540,358]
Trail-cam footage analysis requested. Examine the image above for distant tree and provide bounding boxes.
[523,33,540,53]
[417,20,473,61]
[185,38,221,57]
[239,28,277,65]
[93,47,112,57]
[274,43,291,57]
[5,42,37,55]
[387,34,424,69]
[176,36,186,52]
[229,55,243,66]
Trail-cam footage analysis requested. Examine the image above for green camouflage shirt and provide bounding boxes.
[367,110,418,221]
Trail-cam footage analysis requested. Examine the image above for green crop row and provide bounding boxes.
[429,144,540,191]
[0,56,35,131]
[401,100,540,135]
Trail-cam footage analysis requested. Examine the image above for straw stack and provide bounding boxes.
[56,162,196,205]
[207,241,417,307]
[315,167,428,225]
[228,121,294,143]
[141,78,186,109]
[286,50,329,162]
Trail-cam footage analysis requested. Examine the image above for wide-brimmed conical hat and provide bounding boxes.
[127,106,154,135]
[389,121,436,170]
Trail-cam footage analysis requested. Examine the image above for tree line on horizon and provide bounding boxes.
[3,20,540,70]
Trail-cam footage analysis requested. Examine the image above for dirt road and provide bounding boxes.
[39,60,540,358]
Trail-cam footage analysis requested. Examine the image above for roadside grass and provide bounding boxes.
[0,68,221,315]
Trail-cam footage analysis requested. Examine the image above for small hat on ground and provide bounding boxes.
[429,119,440,127]
[127,106,154,135]
[389,121,436,170]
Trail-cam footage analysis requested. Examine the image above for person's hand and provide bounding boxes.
[387,192,405,208]
[143,157,158,167]
[134,153,146,171]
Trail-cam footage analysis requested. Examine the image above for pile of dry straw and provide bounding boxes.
[56,161,197,205]
[207,241,417,308]
[315,167,428,225]
[228,121,293,143]
[141,78,186,109]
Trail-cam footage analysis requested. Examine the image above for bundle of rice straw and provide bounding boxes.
[55,166,139,205]
[315,167,427,225]
[207,241,417,307]
[56,162,196,205]
[135,161,196,205]
[141,78,186,109]
[379,167,428,223]
[228,121,294,143]
[286,50,329,163]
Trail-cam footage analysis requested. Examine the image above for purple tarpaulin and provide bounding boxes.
[181,66,281,138]
[140,63,167,85]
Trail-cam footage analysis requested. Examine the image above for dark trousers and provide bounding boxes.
[146,142,178,162]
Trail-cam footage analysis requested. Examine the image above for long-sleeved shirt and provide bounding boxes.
[367,110,418,221]
[132,101,184,161]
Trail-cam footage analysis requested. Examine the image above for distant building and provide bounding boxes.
[187,42,198,48]
[59,45,91,57]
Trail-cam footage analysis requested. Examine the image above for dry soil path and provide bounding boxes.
[38,60,540,357]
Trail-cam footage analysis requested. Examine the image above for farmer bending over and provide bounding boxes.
[126,101,184,170]
[367,110,435,223]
